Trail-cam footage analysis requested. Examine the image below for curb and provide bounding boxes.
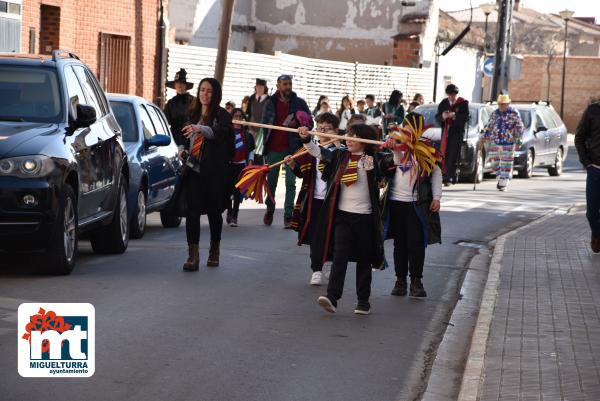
[455,211,562,401]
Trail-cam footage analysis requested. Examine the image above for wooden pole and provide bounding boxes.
[232,120,385,146]
[215,0,235,84]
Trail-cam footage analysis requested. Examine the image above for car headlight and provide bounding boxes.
[0,155,54,178]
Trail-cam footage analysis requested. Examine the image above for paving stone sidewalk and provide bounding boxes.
[479,211,600,401]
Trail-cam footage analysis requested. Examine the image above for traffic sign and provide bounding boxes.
[483,57,495,77]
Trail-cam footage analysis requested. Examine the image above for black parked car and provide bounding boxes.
[486,102,569,178]
[0,51,129,274]
[416,103,494,183]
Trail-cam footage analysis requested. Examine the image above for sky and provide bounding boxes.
[438,0,600,21]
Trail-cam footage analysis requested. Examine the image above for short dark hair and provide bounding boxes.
[445,84,459,95]
[315,112,340,129]
[357,99,366,105]
[231,108,246,120]
[347,114,366,127]
[365,94,375,101]
[346,123,377,155]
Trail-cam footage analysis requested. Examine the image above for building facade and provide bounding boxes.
[169,0,438,66]
[1,0,164,103]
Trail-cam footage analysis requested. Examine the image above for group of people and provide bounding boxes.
[161,67,532,314]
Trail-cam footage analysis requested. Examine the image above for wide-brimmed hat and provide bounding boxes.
[166,68,193,90]
[497,94,511,104]
[255,78,267,86]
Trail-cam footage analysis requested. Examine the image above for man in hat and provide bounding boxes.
[482,94,524,191]
[575,99,600,253]
[164,68,195,149]
[435,84,469,186]
[247,78,269,164]
[261,74,313,228]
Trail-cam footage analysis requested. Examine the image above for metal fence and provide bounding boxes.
[166,44,434,110]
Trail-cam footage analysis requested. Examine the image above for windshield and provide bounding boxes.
[0,66,63,123]
[110,101,138,142]
[416,106,478,128]
[514,108,532,129]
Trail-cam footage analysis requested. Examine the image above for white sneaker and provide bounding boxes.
[310,271,323,286]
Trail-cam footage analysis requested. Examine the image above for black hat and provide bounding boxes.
[445,84,459,95]
[255,78,267,86]
[166,68,193,90]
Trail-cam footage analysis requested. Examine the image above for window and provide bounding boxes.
[539,108,557,129]
[515,109,532,129]
[0,1,21,53]
[110,101,138,143]
[73,65,104,117]
[145,105,169,136]
[138,105,157,140]
[99,33,130,93]
[0,66,62,123]
[63,66,87,120]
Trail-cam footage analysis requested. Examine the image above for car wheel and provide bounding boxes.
[547,148,563,177]
[130,188,146,239]
[160,208,182,228]
[90,174,129,254]
[470,149,484,183]
[44,184,78,275]
[517,149,534,179]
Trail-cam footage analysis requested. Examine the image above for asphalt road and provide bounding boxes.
[0,151,587,401]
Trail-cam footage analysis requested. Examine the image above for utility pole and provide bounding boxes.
[490,0,514,100]
[215,0,235,84]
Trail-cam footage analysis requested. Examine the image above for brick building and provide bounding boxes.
[1,0,165,103]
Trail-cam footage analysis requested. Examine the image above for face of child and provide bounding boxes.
[232,111,243,127]
[320,102,330,112]
[366,98,374,107]
[345,133,365,154]
[357,102,365,111]
[316,122,334,133]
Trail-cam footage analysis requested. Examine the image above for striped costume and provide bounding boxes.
[483,107,525,181]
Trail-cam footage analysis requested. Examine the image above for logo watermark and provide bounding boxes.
[18,303,95,377]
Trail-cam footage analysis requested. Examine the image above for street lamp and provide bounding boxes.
[481,3,496,52]
[559,9,574,119]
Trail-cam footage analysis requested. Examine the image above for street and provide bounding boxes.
[0,150,586,401]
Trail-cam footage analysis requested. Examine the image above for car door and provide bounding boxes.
[542,107,565,159]
[72,65,115,213]
[533,108,552,165]
[137,104,164,207]
[147,104,178,203]
[62,65,100,220]
[144,104,177,205]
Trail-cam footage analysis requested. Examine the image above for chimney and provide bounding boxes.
[514,0,521,11]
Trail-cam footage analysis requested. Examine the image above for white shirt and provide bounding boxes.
[389,151,442,202]
[338,156,372,214]
[339,109,353,130]
[314,158,327,200]
[304,140,372,213]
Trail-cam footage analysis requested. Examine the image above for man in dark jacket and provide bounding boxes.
[435,84,469,186]
[261,74,313,228]
[575,101,600,253]
[164,69,195,149]
[247,78,269,164]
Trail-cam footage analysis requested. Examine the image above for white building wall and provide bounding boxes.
[435,46,483,103]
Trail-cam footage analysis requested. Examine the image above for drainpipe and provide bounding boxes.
[156,0,167,108]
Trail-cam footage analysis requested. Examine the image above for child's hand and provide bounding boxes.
[284,155,296,169]
[297,127,311,140]
[430,200,440,212]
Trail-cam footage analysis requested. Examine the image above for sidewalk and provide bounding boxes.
[464,209,600,401]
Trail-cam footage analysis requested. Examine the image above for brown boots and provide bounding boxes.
[183,242,220,270]
[207,241,220,267]
[183,244,199,271]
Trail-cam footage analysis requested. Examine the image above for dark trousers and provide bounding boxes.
[309,198,324,272]
[389,200,425,279]
[444,133,462,183]
[185,213,223,245]
[587,166,600,237]
[228,163,245,215]
[327,211,373,303]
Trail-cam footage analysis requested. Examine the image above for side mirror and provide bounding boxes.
[146,134,171,147]
[74,104,97,128]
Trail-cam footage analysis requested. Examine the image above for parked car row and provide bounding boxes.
[415,101,569,183]
[0,51,181,275]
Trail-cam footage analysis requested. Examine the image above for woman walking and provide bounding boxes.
[180,78,234,270]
